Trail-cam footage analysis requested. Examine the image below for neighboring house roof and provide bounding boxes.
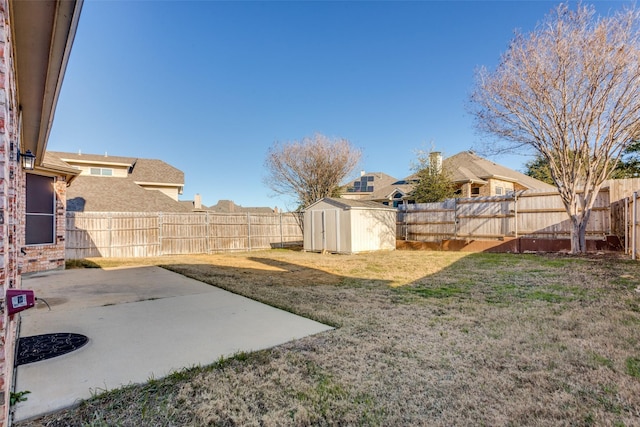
[48,152,185,185]
[48,151,184,183]
[305,197,397,211]
[444,151,555,189]
[66,176,192,212]
[368,179,416,201]
[47,151,190,213]
[343,172,398,195]
[347,151,554,204]
[208,200,274,214]
[130,159,184,184]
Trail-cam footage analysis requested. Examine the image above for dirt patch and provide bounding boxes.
[20,250,640,426]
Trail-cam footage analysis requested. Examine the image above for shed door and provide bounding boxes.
[309,209,340,252]
[324,209,339,252]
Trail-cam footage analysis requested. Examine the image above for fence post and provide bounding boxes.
[247,212,252,251]
[108,214,112,258]
[280,213,284,248]
[158,213,163,256]
[403,203,408,240]
[454,198,458,239]
[625,197,629,255]
[514,191,519,239]
[206,211,211,254]
[632,192,638,260]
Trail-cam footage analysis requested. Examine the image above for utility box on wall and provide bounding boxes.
[303,198,397,254]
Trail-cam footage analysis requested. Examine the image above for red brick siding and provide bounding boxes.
[0,0,24,424]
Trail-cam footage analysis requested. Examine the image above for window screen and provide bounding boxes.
[26,174,55,245]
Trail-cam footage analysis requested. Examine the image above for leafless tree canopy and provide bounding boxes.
[264,134,361,209]
[471,2,640,253]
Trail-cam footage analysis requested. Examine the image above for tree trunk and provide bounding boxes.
[569,210,591,254]
[570,217,581,254]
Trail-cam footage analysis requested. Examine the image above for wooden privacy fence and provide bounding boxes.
[66,212,303,259]
[398,189,611,242]
[611,192,640,259]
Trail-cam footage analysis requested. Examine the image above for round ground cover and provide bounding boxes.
[16,333,89,366]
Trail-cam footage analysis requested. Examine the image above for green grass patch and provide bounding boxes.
[589,352,615,370]
[398,285,468,299]
[625,357,640,378]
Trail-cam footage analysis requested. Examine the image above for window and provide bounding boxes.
[90,168,113,176]
[26,174,55,245]
[471,187,480,196]
[495,187,504,195]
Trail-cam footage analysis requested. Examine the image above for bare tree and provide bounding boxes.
[471,2,640,253]
[264,133,362,210]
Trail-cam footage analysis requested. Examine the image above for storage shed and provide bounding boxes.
[303,198,397,254]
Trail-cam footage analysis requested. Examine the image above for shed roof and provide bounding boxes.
[305,197,397,211]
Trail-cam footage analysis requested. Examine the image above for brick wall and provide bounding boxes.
[22,178,67,273]
[0,0,23,424]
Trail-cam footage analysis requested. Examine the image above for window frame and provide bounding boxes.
[25,174,56,246]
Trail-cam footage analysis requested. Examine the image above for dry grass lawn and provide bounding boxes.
[20,249,640,426]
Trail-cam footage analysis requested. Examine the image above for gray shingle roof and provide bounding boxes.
[48,151,184,185]
[130,158,184,184]
[66,176,192,212]
[444,151,554,189]
[207,200,274,213]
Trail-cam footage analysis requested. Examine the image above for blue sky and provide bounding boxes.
[48,0,630,210]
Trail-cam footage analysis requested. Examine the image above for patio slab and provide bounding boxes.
[13,266,332,422]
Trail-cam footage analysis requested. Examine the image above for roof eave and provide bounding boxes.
[10,0,83,165]
[37,161,81,183]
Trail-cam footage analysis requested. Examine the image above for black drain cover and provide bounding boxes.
[16,333,89,366]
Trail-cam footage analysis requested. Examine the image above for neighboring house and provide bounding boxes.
[0,1,82,425]
[347,151,555,207]
[178,197,276,214]
[47,151,192,213]
[208,200,275,214]
[368,177,420,208]
[443,151,555,197]
[341,172,399,200]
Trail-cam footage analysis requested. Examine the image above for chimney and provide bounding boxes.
[194,193,202,210]
[429,152,443,174]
